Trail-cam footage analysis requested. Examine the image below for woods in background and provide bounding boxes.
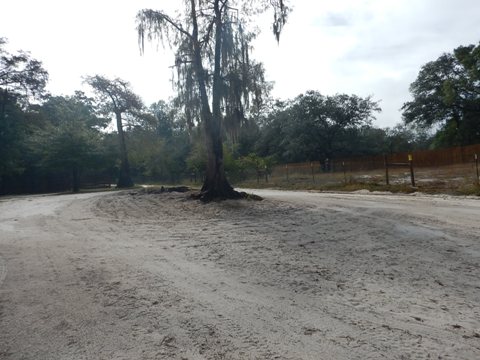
[1,36,479,195]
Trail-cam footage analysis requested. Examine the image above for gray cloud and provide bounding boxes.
[320,13,352,27]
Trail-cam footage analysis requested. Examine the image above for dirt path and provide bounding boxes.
[0,189,479,359]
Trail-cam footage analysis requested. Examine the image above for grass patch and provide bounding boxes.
[234,178,480,196]
[235,179,416,193]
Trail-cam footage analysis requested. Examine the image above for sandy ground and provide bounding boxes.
[0,188,479,359]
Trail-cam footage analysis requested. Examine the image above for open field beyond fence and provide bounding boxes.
[238,144,480,194]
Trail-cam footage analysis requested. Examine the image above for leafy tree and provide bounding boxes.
[85,75,144,187]
[128,100,191,183]
[137,0,289,200]
[186,136,207,180]
[0,38,48,106]
[382,124,432,154]
[255,99,291,161]
[258,91,380,162]
[32,94,106,192]
[232,120,261,157]
[337,126,388,157]
[127,127,168,181]
[147,100,175,138]
[0,96,28,187]
[236,153,273,183]
[402,42,480,146]
[38,91,108,129]
[0,38,48,192]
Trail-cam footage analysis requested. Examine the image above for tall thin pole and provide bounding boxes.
[384,154,389,186]
[408,154,415,187]
[475,153,479,186]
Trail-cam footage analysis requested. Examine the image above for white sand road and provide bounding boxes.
[0,189,479,359]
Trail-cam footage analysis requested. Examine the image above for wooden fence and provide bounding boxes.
[265,143,480,188]
[272,143,480,173]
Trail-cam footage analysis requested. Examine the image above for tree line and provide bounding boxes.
[1,20,479,196]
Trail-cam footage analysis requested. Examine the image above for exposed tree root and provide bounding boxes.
[123,186,192,197]
[191,189,262,202]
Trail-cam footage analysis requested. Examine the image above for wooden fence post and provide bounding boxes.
[384,154,389,185]
[342,161,347,184]
[408,154,415,187]
[310,162,315,183]
[285,164,289,182]
[475,153,479,185]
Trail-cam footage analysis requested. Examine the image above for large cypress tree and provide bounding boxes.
[137,0,289,200]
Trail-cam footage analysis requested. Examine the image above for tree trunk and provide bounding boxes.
[200,118,240,200]
[115,111,134,188]
[190,0,241,201]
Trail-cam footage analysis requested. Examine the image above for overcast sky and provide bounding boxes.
[1,0,480,127]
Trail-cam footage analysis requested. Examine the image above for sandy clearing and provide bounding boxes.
[0,189,479,359]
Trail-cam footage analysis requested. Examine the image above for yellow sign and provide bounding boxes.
[408,154,413,161]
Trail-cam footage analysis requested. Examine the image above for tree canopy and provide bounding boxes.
[402,42,480,147]
[0,37,48,102]
[32,94,107,192]
[256,91,380,162]
[0,38,49,192]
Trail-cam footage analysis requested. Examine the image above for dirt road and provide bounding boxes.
[0,189,479,359]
